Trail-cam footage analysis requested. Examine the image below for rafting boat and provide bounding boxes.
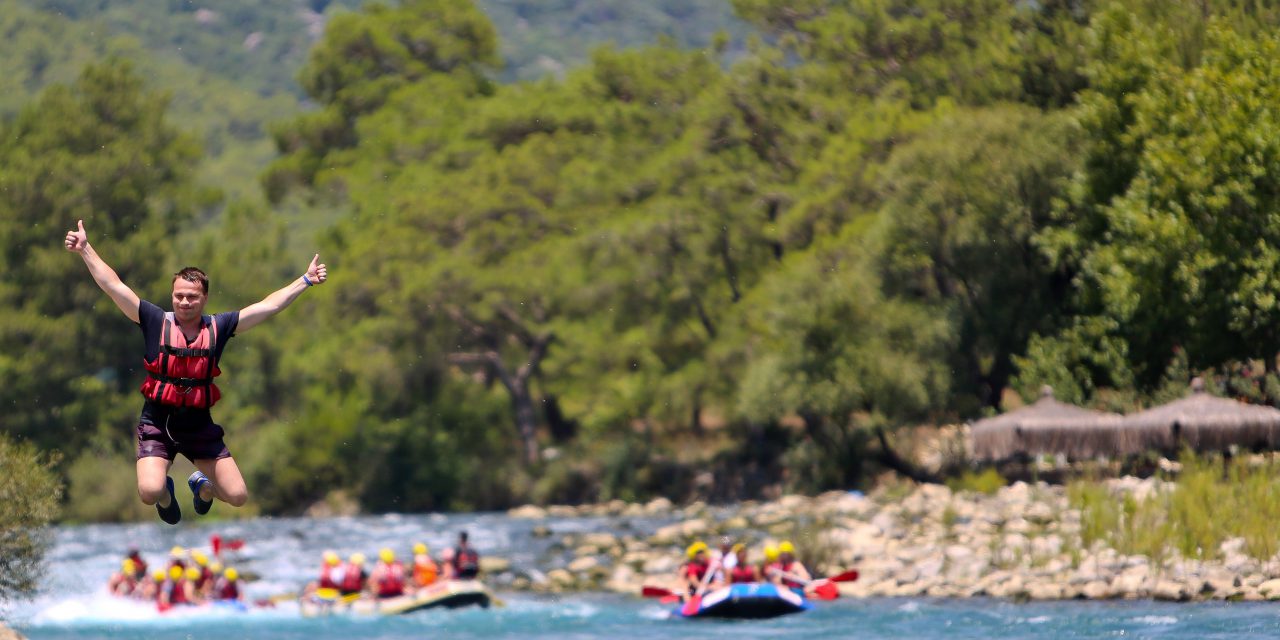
[300,579,492,617]
[672,583,812,620]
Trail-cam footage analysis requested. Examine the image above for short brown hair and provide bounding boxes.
[173,267,209,294]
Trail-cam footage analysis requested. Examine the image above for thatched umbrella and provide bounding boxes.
[1124,378,1280,453]
[971,386,1129,462]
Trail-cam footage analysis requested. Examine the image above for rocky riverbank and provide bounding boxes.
[496,479,1280,602]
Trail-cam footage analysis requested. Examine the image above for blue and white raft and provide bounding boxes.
[672,583,812,620]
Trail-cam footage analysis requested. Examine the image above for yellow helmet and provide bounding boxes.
[778,541,796,555]
[379,548,395,564]
[732,542,746,553]
[210,562,224,575]
[185,567,201,581]
[323,550,340,566]
[170,546,186,558]
[686,541,708,560]
[153,570,167,583]
[122,558,136,574]
[224,568,239,581]
[413,543,428,555]
[191,551,208,566]
[764,545,780,561]
[169,565,183,581]
[350,553,366,565]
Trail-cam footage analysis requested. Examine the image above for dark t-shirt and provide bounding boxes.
[137,300,239,425]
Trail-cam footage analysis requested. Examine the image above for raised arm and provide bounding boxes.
[237,254,328,333]
[65,219,141,323]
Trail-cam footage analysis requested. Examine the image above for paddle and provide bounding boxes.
[773,569,859,600]
[681,556,721,617]
[640,585,683,604]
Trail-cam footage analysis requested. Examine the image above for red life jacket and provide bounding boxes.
[730,565,757,583]
[686,560,708,582]
[168,580,189,605]
[779,561,803,589]
[375,562,406,597]
[140,313,221,408]
[216,579,239,600]
[454,548,479,578]
[318,564,340,590]
[339,564,365,594]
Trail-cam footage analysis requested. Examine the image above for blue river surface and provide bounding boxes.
[7,512,1280,639]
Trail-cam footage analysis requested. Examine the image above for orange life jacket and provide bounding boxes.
[140,313,221,408]
[413,556,439,587]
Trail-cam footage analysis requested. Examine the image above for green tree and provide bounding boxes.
[0,59,203,454]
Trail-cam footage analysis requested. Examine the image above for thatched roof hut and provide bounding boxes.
[1124,378,1280,453]
[971,386,1128,462]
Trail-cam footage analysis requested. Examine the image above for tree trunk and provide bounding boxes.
[510,383,541,465]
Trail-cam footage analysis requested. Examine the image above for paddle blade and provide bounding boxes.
[659,595,681,604]
[680,594,702,617]
[642,586,675,598]
[828,569,859,583]
[812,581,840,600]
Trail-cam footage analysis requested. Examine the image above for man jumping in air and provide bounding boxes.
[65,219,327,524]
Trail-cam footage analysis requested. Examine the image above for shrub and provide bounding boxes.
[0,436,63,601]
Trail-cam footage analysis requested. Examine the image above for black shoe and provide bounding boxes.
[188,470,213,515]
[156,476,182,525]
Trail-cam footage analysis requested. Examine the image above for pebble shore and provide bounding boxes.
[495,479,1280,602]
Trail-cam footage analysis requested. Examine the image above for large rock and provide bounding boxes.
[649,519,710,545]
[1080,580,1112,599]
[1152,579,1191,602]
[508,505,548,519]
[1256,578,1280,599]
[480,557,511,574]
[568,556,600,573]
[547,569,575,588]
[644,497,674,514]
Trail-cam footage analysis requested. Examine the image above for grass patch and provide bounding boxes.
[1069,453,1280,562]
[946,468,1006,495]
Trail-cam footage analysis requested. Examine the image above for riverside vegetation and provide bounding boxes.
[6,0,1280,525]
[495,454,1280,602]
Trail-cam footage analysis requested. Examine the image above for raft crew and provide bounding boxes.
[453,531,481,579]
[108,558,140,597]
[167,546,187,573]
[728,544,760,584]
[339,553,368,596]
[371,548,407,598]
[412,543,439,589]
[213,567,241,601]
[770,540,811,590]
[762,544,781,580]
[126,546,149,580]
[678,541,712,594]
[439,548,456,580]
[159,565,194,609]
[191,550,214,594]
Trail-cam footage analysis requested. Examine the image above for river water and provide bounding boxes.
[8,512,1280,638]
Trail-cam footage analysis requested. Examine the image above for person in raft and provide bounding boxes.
[64,219,327,524]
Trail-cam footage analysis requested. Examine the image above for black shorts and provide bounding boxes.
[135,403,231,462]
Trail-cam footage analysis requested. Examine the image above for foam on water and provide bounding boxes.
[1133,615,1179,625]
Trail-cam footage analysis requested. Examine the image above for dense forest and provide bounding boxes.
[5,0,1280,521]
